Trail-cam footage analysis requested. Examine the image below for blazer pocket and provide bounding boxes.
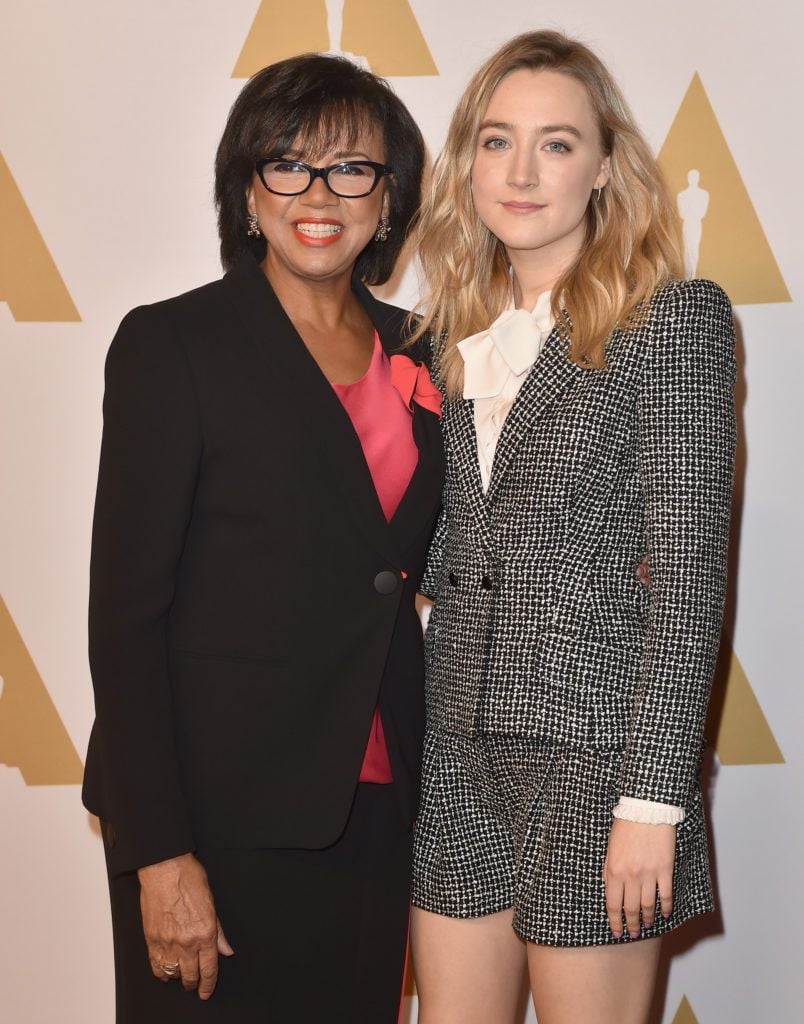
[533,633,641,749]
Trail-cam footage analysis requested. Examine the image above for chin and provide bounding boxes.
[495,229,552,252]
[301,260,353,281]
[481,216,545,249]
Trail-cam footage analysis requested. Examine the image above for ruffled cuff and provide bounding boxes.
[612,796,685,825]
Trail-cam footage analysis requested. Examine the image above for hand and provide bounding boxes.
[635,556,650,587]
[602,818,675,938]
[138,852,234,1000]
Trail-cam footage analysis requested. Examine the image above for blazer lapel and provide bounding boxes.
[485,327,584,503]
[445,396,495,553]
[388,401,444,555]
[222,255,402,567]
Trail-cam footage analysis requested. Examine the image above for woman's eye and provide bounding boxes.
[333,163,368,177]
[274,162,304,173]
[480,136,509,151]
[545,141,570,153]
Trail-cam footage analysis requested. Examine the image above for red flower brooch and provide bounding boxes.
[389,355,442,418]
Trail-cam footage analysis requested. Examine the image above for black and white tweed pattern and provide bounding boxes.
[418,278,736,811]
[411,729,713,945]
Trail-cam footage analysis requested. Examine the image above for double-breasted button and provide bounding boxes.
[374,570,399,595]
[481,574,493,591]
[448,572,459,587]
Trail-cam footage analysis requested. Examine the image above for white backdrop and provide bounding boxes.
[1,2,801,1021]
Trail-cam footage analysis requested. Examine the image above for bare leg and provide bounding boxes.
[412,907,528,1024]
[527,937,662,1024]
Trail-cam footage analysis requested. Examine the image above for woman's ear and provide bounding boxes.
[246,185,256,216]
[595,155,611,190]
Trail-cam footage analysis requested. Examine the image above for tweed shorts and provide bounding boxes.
[411,729,714,946]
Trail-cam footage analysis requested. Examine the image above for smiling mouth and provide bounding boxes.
[293,221,344,238]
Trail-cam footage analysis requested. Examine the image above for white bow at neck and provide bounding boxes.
[457,290,554,400]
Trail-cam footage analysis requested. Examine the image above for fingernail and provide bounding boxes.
[630,930,640,939]
[612,931,622,939]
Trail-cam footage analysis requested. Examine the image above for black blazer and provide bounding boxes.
[83,253,444,876]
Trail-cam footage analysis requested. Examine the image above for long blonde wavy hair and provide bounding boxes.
[410,30,684,398]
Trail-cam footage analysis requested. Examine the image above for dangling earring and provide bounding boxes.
[374,217,390,243]
[247,212,261,237]
[595,186,603,203]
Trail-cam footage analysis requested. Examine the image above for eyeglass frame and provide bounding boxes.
[254,157,393,198]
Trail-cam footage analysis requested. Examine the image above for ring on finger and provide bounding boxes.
[160,961,180,977]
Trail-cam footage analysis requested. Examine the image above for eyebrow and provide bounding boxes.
[281,149,373,162]
[478,120,582,138]
[541,124,582,138]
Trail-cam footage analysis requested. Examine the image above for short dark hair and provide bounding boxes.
[215,54,425,285]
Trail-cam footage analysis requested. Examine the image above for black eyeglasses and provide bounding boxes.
[255,158,392,198]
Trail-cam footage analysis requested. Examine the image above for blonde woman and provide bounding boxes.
[410,31,736,1024]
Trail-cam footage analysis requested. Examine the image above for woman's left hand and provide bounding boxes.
[602,819,676,938]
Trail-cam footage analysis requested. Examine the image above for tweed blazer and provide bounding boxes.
[419,278,736,809]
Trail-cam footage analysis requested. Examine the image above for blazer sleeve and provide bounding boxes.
[618,279,737,807]
[88,304,201,875]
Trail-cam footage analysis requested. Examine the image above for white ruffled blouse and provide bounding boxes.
[457,290,554,493]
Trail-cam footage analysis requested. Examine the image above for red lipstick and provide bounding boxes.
[291,218,345,246]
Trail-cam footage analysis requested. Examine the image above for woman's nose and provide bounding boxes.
[507,151,539,190]
[300,175,338,207]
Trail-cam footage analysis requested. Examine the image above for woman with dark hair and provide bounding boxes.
[82,54,442,1023]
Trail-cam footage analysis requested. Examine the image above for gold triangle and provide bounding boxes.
[671,995,700,1024]
[707,636,784,766]
[232,1,329,78]
[657,73,790,304]
[342,0,437,75]
[0,152,80,321]
[0,595,83,785]
[232,1,438,78]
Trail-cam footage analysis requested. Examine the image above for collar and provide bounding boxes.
[227,251,406,359]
